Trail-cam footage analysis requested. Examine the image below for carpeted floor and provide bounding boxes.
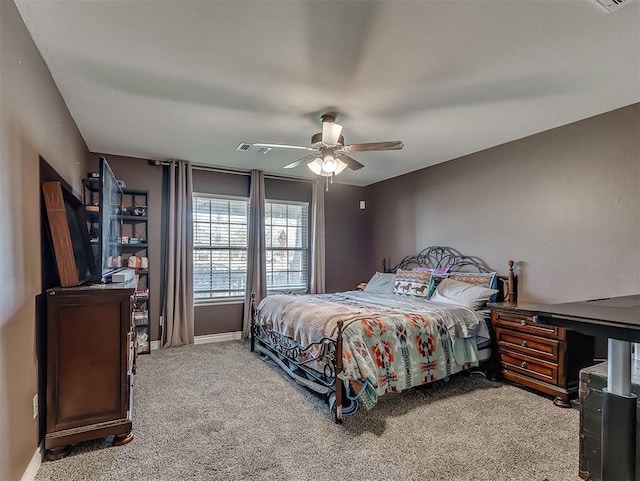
[35,341,582,481]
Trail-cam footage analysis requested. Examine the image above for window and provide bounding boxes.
[265,201,309,293]
[193,195,309,301]
[193,195,248,300]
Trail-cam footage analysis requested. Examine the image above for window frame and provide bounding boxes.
[192,193,249,304]
[192,194,311,303]
[264,199,310,295]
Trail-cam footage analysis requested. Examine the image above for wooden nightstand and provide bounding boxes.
[489,302,595,407]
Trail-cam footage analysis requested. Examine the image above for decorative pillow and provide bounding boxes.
[428,273,450,297]
[393,269,433,298]
[363,272,397,294]
[430,278,499,310]
[447,272,498,301]
[395,268,432,282]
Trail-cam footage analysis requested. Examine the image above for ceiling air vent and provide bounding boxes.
[593,0,635,12]
[236,142,253,151]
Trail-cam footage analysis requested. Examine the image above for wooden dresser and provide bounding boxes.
[490,303,595,406]
[45,281,137,459]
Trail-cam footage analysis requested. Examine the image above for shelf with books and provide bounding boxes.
[84,177,152,354]
[121,189,150,355]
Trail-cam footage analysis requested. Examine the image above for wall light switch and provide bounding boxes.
[33,394,38,419]
[359,200,366,210]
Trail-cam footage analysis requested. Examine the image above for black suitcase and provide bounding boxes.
[579,361,640,481]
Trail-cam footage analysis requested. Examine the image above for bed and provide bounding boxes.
[250,246,516,423]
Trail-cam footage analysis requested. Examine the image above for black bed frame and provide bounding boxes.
[250,246,516,423]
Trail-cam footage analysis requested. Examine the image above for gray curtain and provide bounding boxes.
[242,170,266,339]
[162,160,194,347]
[310,179,326,294]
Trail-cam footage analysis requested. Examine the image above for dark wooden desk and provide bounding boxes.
[522,295,640,481]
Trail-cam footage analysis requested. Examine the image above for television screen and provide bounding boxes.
[64,200,94,283]
[98,157,123,282]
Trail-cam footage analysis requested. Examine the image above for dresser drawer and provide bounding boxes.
[495,327,560,362]
[492,310,563,340]
[500,350,559,385]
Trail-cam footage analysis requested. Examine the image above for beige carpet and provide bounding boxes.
[35,341,582,481]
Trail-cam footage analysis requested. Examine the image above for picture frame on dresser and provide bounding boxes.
[41,181,97,287]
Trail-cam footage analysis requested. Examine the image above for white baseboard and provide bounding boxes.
[194,331,242,344]
[150,331,242,350]
[20,445,41,481]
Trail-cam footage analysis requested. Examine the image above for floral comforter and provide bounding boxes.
[256,291,489,409]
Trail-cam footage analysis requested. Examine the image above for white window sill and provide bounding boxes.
[194,299,245,307]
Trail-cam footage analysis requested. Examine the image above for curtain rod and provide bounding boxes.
[152,159,314,184]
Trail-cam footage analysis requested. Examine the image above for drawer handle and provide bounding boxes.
[519,319,527,326]
[522,340,528,348]
[521,361,527,369]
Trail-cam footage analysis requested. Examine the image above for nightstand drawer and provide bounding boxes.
[492,310,563,340]
[500,350,559,385]
[495,327,560,361]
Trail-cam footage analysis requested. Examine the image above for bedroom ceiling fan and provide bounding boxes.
[246,113,404,178]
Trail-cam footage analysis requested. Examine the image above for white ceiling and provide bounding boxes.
[16,0,640,186]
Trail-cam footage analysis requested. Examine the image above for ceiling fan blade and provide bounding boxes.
[342,141,404,153]
[253,143,319,152]
[336,153,364,171]
[283,154,317,169]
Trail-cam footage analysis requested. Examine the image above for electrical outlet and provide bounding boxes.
[32,394,38,419]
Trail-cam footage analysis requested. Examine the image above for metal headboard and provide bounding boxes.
[382,246,516,303]
[382,246,492,274]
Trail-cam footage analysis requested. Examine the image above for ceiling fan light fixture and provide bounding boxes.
[307,157,325,176]
[307,154,348,177]
[321,154,337,173]
[334,159,348,175]
[322,121,343,145]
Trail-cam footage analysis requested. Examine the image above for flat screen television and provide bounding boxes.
[97,157,124,282]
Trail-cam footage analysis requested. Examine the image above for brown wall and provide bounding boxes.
[0,2,89,479]
[364,103,640,304]
[325,183,367,292]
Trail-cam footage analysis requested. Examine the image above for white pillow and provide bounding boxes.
[363,272,396,294]
[430,278,499,310]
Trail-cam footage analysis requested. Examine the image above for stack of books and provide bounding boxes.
[133,310,148,326]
